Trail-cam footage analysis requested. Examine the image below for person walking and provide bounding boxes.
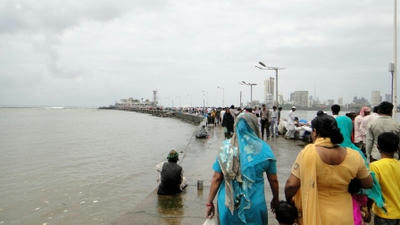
[285,106,297,139]
[270,106,279,137]
[336,115,385,225]
[331,104,340,118]
[370,132,400,225]
[206,112,279,225]
[285,114,373,225]
[222,107,234,139]
[261,104,271,140]
[366,101,400,162]
[354,107,370,155]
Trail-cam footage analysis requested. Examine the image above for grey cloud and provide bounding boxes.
[0,0,167,34]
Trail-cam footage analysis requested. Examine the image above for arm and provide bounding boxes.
[358,155,373,188]
[206,171,223,218]
[360,175,373,189]
[285,174,300,204]
[267,173,279,210]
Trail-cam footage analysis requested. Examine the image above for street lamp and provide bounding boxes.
[393,0,398,116]
[256,62,285,106]
[390,63,395,106]
[240,81,257,103]
[217,86,225,107]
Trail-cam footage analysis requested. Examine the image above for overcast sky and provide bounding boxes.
[0,0,397,107]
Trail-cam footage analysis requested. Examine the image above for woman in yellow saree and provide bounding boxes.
[285,113,373,225]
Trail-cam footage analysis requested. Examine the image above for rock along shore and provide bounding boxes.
[98,106,204,125]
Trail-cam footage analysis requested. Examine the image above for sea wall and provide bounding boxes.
[99,106,204,125]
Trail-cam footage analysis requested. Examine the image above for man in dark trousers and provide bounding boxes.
[157,150,187,195]
[222,107,234,139]
[261,104,271,140]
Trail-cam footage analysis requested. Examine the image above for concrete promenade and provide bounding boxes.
[112,125,305,225]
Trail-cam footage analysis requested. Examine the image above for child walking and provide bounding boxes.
[370,132,400,225]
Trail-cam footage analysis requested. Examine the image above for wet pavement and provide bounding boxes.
[112,124,305,225]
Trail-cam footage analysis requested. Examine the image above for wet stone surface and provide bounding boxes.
[112,125,304,225]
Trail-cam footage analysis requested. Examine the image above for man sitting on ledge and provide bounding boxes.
[156,150,187,195]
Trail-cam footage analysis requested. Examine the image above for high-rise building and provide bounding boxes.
[371,90,382,106]
[338,97,343,105]
[278,94,284,105]
[264,77,274,107]
[290,91,309,107]
[153,90,158,106]
[385,93,392,102]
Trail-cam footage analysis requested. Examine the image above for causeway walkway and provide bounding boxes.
[112,125,305,225]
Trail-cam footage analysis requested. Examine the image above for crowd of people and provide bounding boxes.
[156,101,400,225]
[205,101,400,225]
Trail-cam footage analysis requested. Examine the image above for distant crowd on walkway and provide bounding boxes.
[203,101,400,225]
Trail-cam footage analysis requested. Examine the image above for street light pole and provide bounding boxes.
[240,81,257,104]
[217,86,225,107]
[240,91,242,107]
[394,0,398,116]
[202,90,206,111]
[256,62,285,106]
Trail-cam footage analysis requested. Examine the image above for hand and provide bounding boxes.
[270,197,279,212]
[206,203,215,218]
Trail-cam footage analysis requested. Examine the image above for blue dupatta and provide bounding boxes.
[336,115,384,209]
[217,113,276,223]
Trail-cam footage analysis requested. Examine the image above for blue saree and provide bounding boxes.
[213,113,276,225]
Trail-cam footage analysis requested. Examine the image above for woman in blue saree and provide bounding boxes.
[205,112,279,225]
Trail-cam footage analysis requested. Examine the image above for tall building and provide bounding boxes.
[278,94,284,105]
[264,77,274,107]
[385,93,392,103]
[371,90,382,106]
[290,91,309,107]
[338,97,343,105]
[153,90,158,106]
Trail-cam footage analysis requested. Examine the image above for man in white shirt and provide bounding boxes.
[366,102,400,162]
[285,106,297,139]
[270,106,279,137]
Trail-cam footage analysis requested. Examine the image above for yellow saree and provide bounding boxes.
[291,138,369,225]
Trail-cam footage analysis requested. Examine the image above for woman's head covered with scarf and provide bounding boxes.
[359,106,371,116]
[217,112,276,222]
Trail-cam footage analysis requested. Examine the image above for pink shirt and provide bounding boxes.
[354,115,363,143]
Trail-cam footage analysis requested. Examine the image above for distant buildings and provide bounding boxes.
[278,94,284,105]
[371,90,382,106]
[116,91,159,109]
[153,90,158,106]
[385,93,392,103]
[264,77,274,107]
[290,91,309,107]
[327,99,334,106]
[338,97,343,105]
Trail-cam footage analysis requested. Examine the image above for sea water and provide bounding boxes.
[0,108,195,225]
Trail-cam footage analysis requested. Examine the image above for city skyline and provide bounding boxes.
[0,1,398,107]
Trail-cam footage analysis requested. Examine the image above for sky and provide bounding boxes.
[0,0,397,107]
